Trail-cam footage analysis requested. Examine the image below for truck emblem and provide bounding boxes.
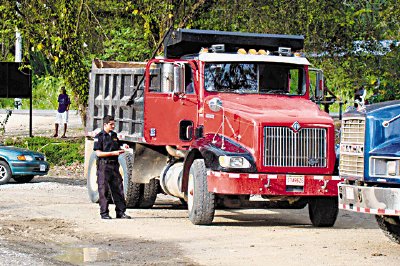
[292,121,301,131]
[308,158,319,166]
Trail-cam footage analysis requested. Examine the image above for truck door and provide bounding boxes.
[143,60,198,146]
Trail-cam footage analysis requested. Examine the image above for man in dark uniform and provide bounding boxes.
[94,115,131,219]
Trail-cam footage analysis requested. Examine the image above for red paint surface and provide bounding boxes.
[207,171,340,196]
[142,59,336,198]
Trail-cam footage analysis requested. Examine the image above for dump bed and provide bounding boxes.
[86,60,160,142]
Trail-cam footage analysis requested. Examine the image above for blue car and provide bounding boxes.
[0,145,50,184]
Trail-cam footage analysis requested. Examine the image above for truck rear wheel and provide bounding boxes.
[86,151,141,206]
[376,215,400,244]
[308,197,338,227]
[119,152,141,208]
[87,152,99,203]
[138,178,159,208]
[187,159,215,225]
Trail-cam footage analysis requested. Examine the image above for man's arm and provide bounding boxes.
[95,150,124,157]
[66,95,71,111]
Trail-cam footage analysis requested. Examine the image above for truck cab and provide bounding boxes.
[338,100,400,243]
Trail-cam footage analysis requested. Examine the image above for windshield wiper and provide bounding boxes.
[266,89,287,94]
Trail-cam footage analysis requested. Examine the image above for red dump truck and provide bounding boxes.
[85,29,340,225]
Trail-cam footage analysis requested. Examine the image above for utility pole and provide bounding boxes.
[14,1,32,136]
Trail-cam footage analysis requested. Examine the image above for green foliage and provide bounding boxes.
[0,110,12,135]
[28,75,65,109]
[0,0,399,109]
[4,136,84,166]
[0,2,17,61]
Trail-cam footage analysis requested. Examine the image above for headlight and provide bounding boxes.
[17,155,34,161]
[370,157,400,177]
[387,161,397,176]
[219,156,251,168]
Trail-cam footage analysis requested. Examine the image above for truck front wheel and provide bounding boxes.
[376,215,400,244]
[187,159,215,225]
[308,197,338,227]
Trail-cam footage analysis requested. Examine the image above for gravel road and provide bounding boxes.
[1,179,400,265]
[0,111,400,265]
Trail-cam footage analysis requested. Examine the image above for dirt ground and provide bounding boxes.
[1,111,400,265]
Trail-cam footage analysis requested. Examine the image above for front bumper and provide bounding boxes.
[338,183,400,216]
[207,171,341,196]
[11,161,50,176]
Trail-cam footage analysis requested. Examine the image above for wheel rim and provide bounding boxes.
[0,165,7,180]
[187,173,194,212]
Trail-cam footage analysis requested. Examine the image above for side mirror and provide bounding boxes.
[309,68,324,101]
[173,64,185,94]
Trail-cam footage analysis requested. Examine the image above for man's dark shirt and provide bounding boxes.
[58,93,71,113]
[93,130,120,161]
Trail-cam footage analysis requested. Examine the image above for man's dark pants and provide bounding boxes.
[97,161,126,217]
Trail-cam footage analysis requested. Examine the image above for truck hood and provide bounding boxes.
[211,94,332,124]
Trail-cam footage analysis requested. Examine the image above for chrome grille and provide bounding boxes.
[264,127,327,167]
[339,117,365,177]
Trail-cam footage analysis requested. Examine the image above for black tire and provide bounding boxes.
[0,160,12,185]
[86,152,99,203]
[87,151,142,206]
[13,175,35,183]
[138,178,159,208]
[119,152,141,208]
[187,159,215,225]
[180,198,188,207]
[376,215,400,244]
[308,197,338,227]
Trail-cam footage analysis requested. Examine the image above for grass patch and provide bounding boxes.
[4,136,84,166]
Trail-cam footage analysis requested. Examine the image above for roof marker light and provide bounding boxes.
[200,47,209,53]
[248,49,257,55]
[237,48,247,54]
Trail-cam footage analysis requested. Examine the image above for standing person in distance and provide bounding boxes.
[53,86,71,138]
[93,115,131,219]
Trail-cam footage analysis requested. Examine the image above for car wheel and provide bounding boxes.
[13,175,35,183]
[0,160,12,185]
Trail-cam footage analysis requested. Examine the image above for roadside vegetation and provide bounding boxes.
[3,136,84,166]
[0,1,399,116]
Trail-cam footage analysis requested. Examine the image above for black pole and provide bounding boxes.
[29,74,33,137]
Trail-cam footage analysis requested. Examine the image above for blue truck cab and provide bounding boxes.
[338,100,400,243]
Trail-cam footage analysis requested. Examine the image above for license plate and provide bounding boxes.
[286,175,305,186]
[40,164,46,172]
[346,187,355,200]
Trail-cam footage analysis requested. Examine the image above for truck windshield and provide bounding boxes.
[204,62,306,95]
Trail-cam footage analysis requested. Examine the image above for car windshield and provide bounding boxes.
[204,62,306,95]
